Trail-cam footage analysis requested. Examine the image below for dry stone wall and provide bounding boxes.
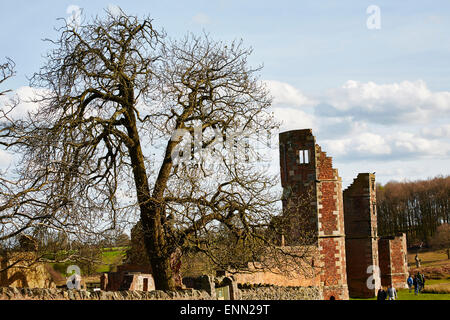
[240,286,322,300]
[0,287,213,300]
[0,285,322,300]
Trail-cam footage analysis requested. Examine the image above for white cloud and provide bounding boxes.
[265,80,316,107]
[421,125,450,138]
[391,131,449,156]
[322,132,391,157]
[273,107,316,132]
[0,86,41,119]
[107,4,122,17]
[264,79,450,166]
[323,79,450,124]
[0,149,13,168]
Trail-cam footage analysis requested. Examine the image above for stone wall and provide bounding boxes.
[0,253,56,289]
[231,268,320,288]
[0,287,213,300]
[0,286,322,300]
[228,246,320,288]
[240,286,323,300]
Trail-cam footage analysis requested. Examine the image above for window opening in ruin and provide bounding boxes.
[299,149,309,164]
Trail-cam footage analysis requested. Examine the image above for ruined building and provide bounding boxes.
[279,129,408,299]
[378,233,409,290]
[117,128,408,300]
[343,173,381,298]
[279,129,349,300]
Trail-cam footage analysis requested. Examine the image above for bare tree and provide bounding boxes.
[430,223,450,259]
[377,175,450,244]
[0,58,128,274]
[0,10,311,290]
[0,58,15,96]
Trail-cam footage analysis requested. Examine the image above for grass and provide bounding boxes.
[422,282,450,294]
[425,278,450,285]
[94,247,128,274]
[351,288,450,300]
[48,246,129,277]
[352,248,450,300]
[407,250,449,268]
[396,289,450,300]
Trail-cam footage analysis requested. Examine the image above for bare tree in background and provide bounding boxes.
[0,10,314,290]
[430,223,450,259]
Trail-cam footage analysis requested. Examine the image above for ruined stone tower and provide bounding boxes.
[279,129,349,300]
[343,173,381,298]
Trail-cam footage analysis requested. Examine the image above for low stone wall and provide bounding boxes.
[240,286,323,300]
[0,285,322,300]
[0,287,213,300]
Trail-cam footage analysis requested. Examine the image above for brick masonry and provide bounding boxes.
[378,233,409,289]
[279,129,408,300]
[101,264,155,292]
[343,173,381,298]
[279,129,349,300]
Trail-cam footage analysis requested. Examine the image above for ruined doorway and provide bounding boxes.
[143,278,148,291]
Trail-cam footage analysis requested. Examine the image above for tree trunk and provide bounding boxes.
[123,98,177,291]
[141,206,176,291]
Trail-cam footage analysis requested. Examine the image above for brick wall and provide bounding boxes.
[279,129,349,300]
[344,173,381,298]
[378,234,408,289]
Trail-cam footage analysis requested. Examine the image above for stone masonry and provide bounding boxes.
[279,129,349,300]
[343,173,381,298]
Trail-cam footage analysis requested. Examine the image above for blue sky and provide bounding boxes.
[1,1,450,187]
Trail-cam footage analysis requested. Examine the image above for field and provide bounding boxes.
[95,247,128,273]
[353,248,450,300]
[49,247,128,277]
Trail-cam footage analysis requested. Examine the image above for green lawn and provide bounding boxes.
[426,278,450,285]
[95,247,128,273]
[351,289,450,300]
[49,247,129,276]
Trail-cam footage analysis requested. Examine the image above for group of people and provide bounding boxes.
[407,272,426,295]
[377,285,398,300]
[377,272,426,300]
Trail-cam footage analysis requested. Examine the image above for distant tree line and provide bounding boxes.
[376,175,450,246]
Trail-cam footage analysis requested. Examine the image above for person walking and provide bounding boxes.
[413,275,420,295]
[421,273,426,291]
[417,272,423,293]
[407,275,413,293]
[377,287,387,300]
[387,284,397,300]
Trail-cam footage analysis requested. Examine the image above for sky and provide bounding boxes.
[0,0,449,188]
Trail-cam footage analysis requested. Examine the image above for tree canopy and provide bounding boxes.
[0,9,308,290]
